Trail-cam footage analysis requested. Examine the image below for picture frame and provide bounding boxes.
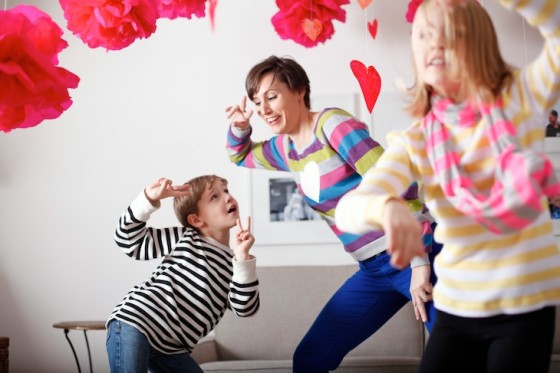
[249,169,339,246]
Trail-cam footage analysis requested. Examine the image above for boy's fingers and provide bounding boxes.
[246,216,251,232]
[236,218,243,231]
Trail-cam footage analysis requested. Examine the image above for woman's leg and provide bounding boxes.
[106,320,151,373]
[292,253,408,373]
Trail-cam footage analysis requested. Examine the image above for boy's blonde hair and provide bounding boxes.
[406,0,514,118]
[173,175,228,229]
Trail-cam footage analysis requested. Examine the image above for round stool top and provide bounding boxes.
[52,321,106,330]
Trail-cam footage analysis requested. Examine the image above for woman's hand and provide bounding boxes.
[225,96,253,131]
[410,265,433,323]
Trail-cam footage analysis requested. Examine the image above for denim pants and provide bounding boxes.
[292,237,442,373]
[106,319,203,373]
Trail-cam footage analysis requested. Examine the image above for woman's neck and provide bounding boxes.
[290,110,318,149]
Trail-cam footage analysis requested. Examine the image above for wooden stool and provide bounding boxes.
[0,337,8,373]
[53,321,106,373]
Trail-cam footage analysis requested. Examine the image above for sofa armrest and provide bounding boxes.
[191,334,219,364]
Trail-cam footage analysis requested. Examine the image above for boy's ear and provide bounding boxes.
[187,213,204,228]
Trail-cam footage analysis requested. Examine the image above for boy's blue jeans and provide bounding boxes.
[106,319,203,373]
[293,236,441,373]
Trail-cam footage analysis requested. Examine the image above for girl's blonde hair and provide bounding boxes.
[173,175,227,229]
[406,0,514,118]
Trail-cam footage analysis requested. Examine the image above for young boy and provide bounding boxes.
[106,176,259,373]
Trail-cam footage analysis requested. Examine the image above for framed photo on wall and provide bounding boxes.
[249,169,339,246]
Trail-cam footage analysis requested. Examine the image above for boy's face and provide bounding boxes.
[193,179,239,231]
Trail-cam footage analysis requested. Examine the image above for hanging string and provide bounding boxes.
[364,7,369,62]
[521,18,528,64]
[4,0,7,11]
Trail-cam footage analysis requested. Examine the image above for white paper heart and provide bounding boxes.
[300,161,321,203]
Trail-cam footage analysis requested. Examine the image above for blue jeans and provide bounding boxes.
[293,236,442,373]
[106,319,203,373]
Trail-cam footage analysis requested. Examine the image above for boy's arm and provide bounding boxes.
[114,179,189,260]
[228,256,260,317]
[228,217,259,317]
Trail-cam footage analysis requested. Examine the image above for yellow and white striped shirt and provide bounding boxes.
[336,0,560,318]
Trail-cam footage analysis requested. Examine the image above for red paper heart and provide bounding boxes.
[350,60,382,114]
[302,18,323,41]
[368,19,378,39]
[357,0,373,9]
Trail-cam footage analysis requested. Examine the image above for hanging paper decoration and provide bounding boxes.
[350,60,381,114]
[406,0,423,23]
[0,5,80,133]
[367,18,378,39]
[158,0,207,20]
[271,0,350,48]
[209,0,218,31]
[357,0,373,9]
[59,0,159,50]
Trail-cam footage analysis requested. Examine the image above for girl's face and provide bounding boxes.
[251,73,306,136]
[411,1,462,101]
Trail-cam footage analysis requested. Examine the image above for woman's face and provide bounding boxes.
[251,73,306,136]
[411,1,462,101]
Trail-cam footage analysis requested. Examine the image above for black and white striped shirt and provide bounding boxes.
[108,192,259,354]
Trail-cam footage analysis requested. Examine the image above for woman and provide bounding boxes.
[225,55,440,372]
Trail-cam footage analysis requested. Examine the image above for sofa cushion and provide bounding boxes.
[212,265,425,361]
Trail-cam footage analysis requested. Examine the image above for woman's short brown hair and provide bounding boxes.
[406,0,513,118]
[173,175,227,229]
[245,55,311,109]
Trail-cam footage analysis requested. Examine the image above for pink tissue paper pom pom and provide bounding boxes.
[59,0,159,50]
[406,0,423,23]
[0,5,80,132]
[271,0,349,48]
[158,0,208,20]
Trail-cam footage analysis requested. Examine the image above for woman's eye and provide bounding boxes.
[268,95,277,101]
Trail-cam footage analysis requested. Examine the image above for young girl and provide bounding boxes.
[225,56,441,372]
[336,0,560,372]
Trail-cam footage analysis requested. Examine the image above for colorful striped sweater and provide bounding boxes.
[336,0,560,317]
[227,108,427,262]
[108,192,260,354]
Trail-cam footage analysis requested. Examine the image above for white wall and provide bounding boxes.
[0,1,542,372]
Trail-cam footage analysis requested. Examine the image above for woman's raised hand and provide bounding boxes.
[225,96,253,131]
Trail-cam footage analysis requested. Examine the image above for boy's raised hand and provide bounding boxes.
[233,216,254,261]
[225,96,253,131]
[145,178,190,206]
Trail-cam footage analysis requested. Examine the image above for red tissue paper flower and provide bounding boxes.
[406,0,423,23]
[59,0,159,50]
[271,0,350,48]
[0,5,80,133]
[158,0,208,20]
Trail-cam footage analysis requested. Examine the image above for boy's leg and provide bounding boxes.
[106,320,150,373]
[292,253,408,373]
[149,350,203,373]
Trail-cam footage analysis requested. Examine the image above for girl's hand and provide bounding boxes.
[145,178,190,206]
[381,199,424,269]
[225,96,253,131]
[233,216,254,261]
